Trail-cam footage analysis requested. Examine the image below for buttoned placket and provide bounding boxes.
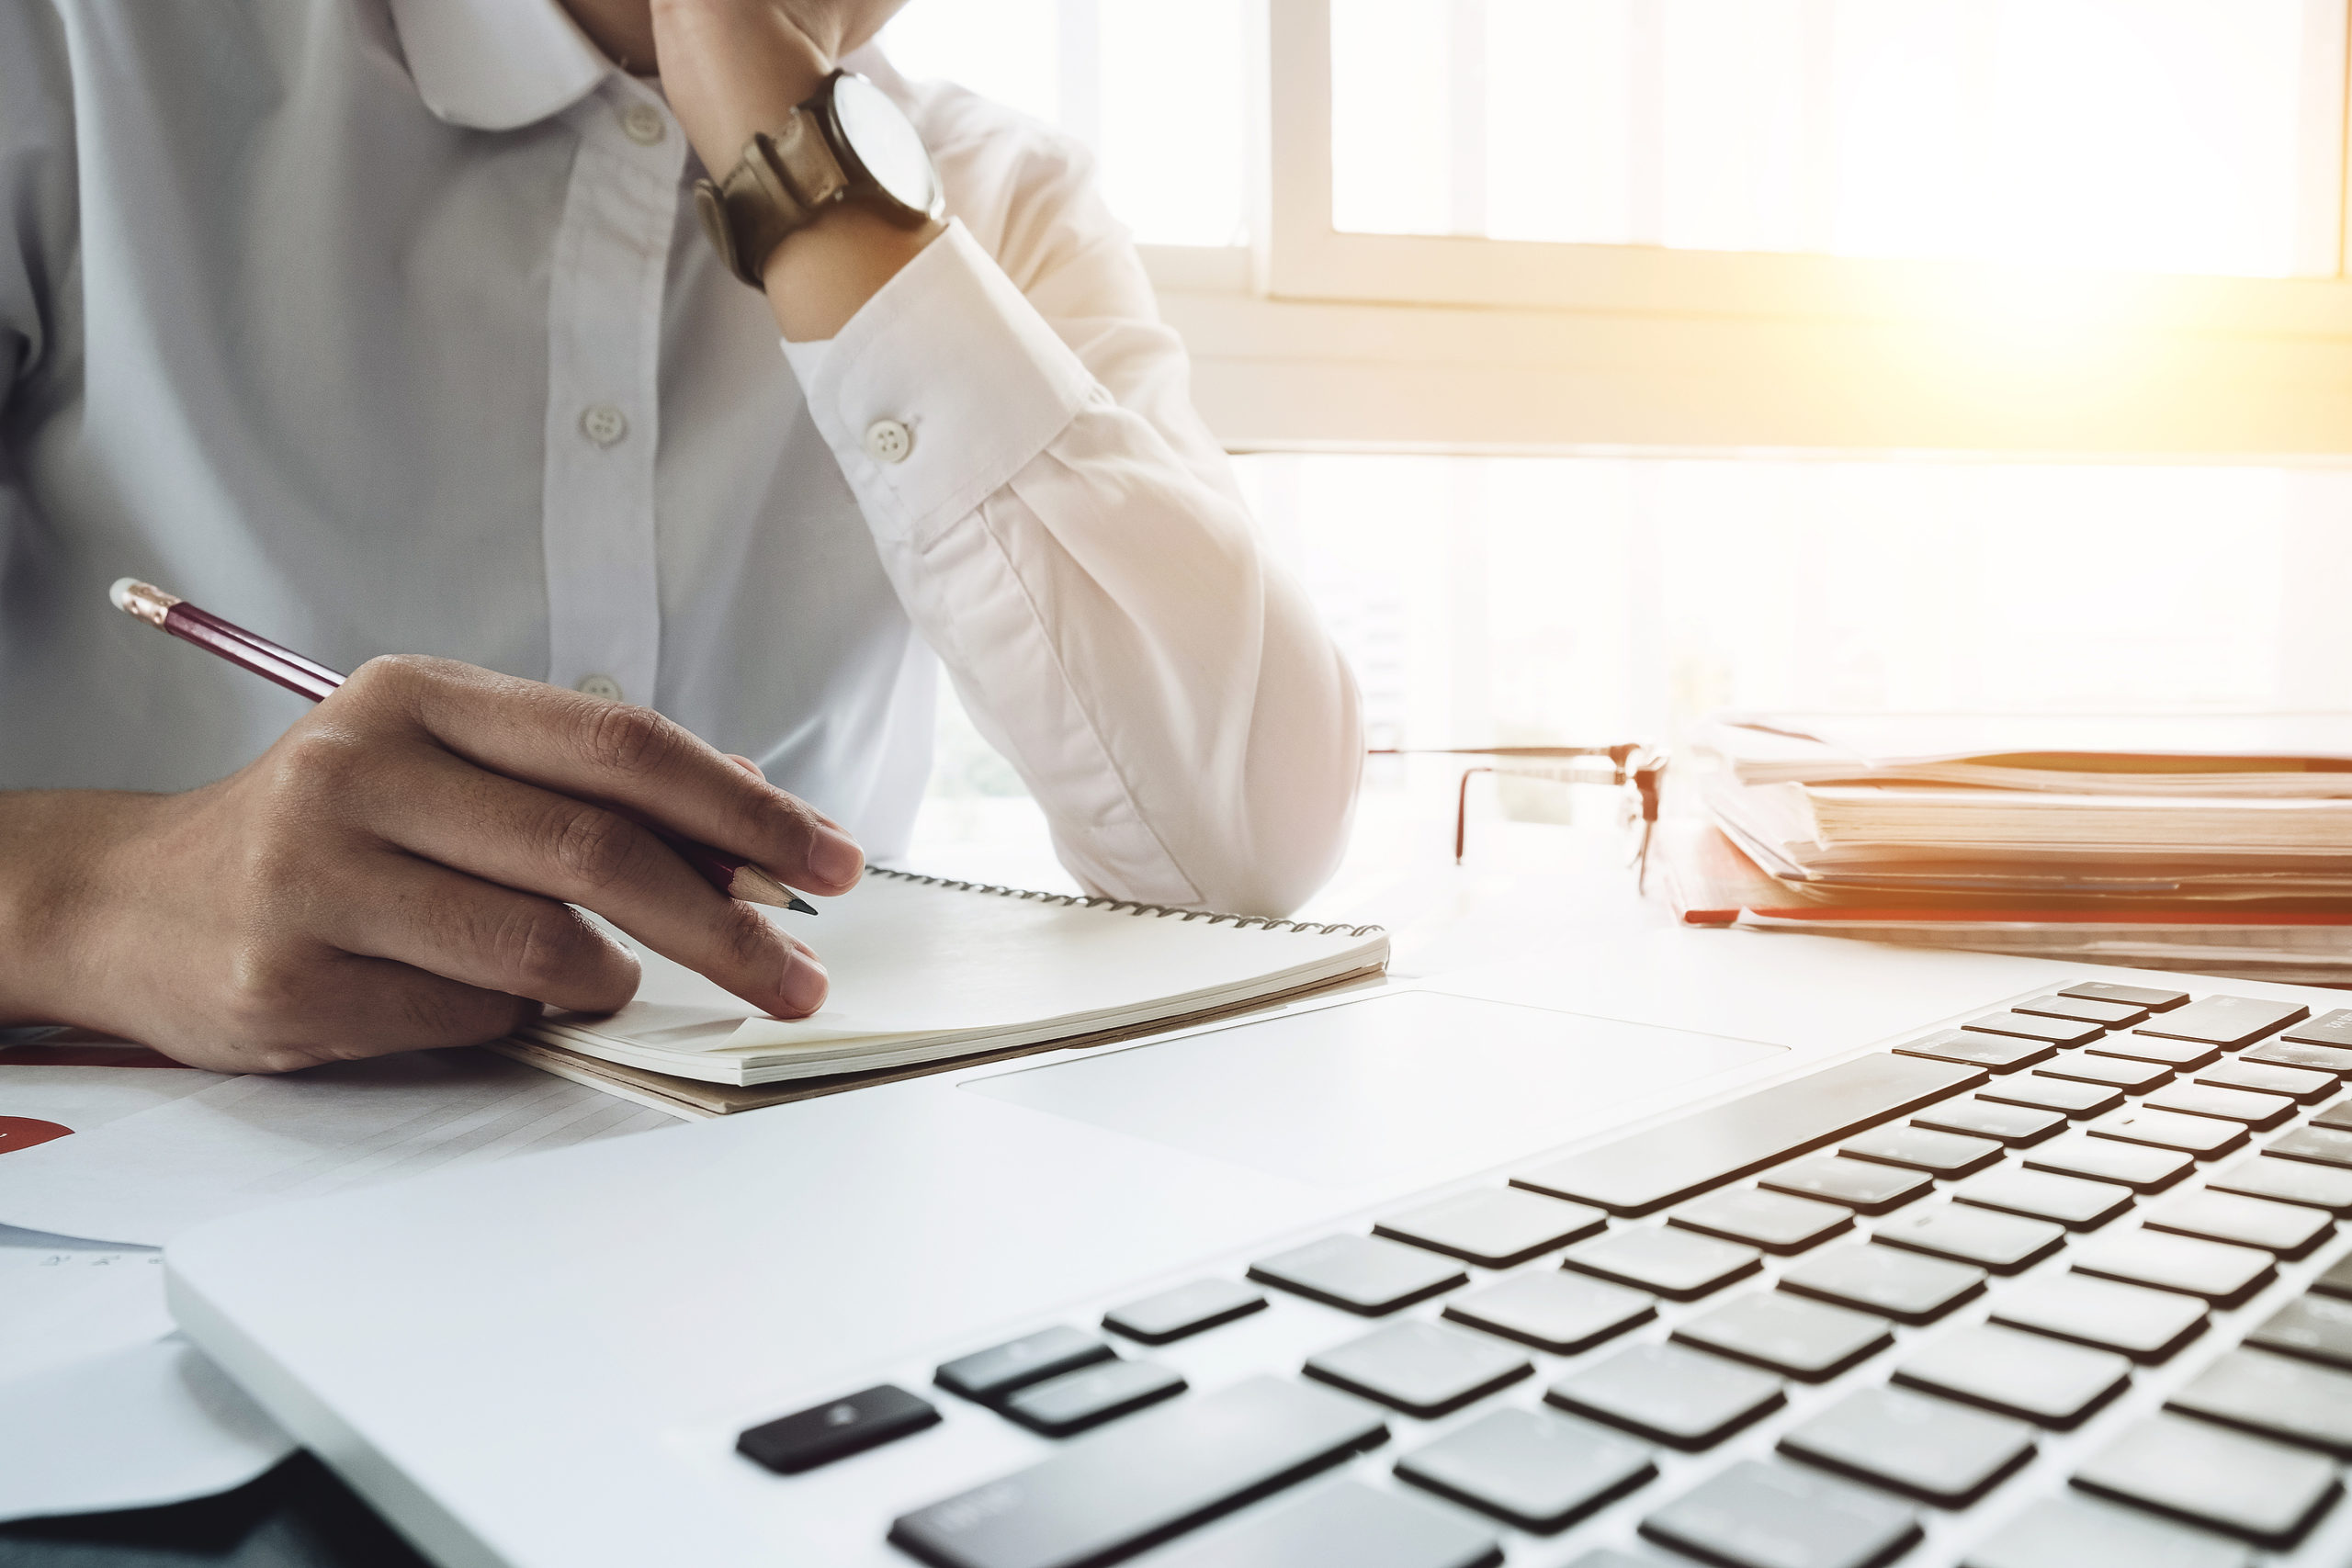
[539,79,684,708]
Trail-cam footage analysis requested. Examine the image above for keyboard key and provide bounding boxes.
[1964,1495,2251,1568]
[1305,1322,1532,1419]
[1545,1342,1784,1450]
[1641,1460,1919,1568]
[2062,980,2189,1011]
[2241,1037,2352,1076]
[2071,1228,2277,1307]
[1249,1235,1467,1315]
[1965,1011,2103,1047]
[2090,1035,2220,1070]
[2036,1052,2173,1092]
[1990,1272,2208,1362]
[1840,1123,2004,1178]
[2140,996,2309,1049]
[1672,1292,1892,1382]
[2168,1348,2352,1457]
[1396,1407,1656,1533]
[2018,994,2149,1027]
[2024,1133,2192,1192]
[1873,1205,2065,1273]
[1104,1280,1267,1345]
[2143,1084,2296,1130]
[2317,1253,2352,1298]
[1779,1384,2034,1507]
[1952,1168,2133,1230]
[1512,1054,1985,1215]
[1779,1242,1984,1324]
[1374,1189,1606,1268]
[1979,1075,2122,1118]
[2268,1124,2352,1169]
[736,1383,939,1474]
[1894,1324,2131,1427]
[2318,1100,2352,1132]
[2282,1008,2352,1048]
[1005,1359,1186,1437]
[889,1377,1387,1568]
[1669,1189,1851,1254]
[2249,1294,2352,1371]
[2194,1058,2336,1103]
[2206,1155,2352,1214]
[2072,1413,2339,1548]
[937,1328,1114,1403]
[1758,1156,1932,1214]
[2087,1107,2247,1158]
[1140,1481,1499,1568]
[1442,1271,1655,1355]
[1894,1030,2054,1073]
[1560,1227,1760,1301]
[2144,1189,2332,1258]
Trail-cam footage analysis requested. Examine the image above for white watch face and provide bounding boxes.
[831,73,940,216]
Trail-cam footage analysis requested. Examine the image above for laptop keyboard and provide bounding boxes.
[737,980,2352,1568]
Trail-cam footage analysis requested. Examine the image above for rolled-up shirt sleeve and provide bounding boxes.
[782,139,1359,916]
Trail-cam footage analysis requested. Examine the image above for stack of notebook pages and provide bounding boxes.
[1668,712,2352,984]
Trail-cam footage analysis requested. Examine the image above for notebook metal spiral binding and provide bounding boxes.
[869,866,1385,939]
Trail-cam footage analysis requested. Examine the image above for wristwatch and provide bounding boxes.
[695,70,946,288]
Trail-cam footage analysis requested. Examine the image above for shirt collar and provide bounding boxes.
[386,0,615,131]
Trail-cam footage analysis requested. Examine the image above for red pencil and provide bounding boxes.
[108,578,816,915]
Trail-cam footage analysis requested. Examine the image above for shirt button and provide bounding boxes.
[620,103,666,145]
[581,405,628,446]
[575,674,625,701]
[864,418,913,464]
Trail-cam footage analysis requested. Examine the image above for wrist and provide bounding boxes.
[0,790,165,1027]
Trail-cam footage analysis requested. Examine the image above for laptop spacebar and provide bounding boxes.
[1511,1053,1987,1216]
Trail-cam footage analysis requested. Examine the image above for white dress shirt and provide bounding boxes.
[0,0,1360,915]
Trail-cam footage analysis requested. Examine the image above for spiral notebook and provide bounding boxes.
[496,869,1389,1116]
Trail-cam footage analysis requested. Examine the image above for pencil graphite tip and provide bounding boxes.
[109,578,180,628]
[730,862,820,916]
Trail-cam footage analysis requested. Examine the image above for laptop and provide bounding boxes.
[164,933,2352,1568]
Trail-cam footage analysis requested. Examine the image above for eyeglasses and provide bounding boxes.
[1368,744,1668,884]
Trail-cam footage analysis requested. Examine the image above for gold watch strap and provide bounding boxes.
[694,107,852,289]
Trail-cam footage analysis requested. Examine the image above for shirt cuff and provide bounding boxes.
[777,220,1097,545]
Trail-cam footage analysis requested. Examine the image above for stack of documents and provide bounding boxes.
[1668,713,2352,982]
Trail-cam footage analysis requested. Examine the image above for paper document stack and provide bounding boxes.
[1666,713,2352,984]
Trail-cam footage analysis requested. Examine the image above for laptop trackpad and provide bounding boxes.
[964,991,1784,1189]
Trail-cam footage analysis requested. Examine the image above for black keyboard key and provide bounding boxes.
[1668,1189,1850,1254]
[1304,1322,1531,1419]
[2062,980,2189,1011]
[2138,995,2308,1048]
[2087,1107,2247,1158]
[1545,1343,1784,1450]
[1249,1235,1466,1314]
[2070,1227,2276,1307]
[1779,1242,1984,1324]
[1965,1495,2252,1568]
[736,1383,939,1474]
[2248,1295,2352,1370]
[2194,1057,2335,1102]
[2024,1133,2192,1191]
[1988,1273,2207,1362]
[1893,1323,2130,1427]
[2242,1037,2352,1076]
[1873,1205,2064,1273]
[1140,1481,1499,1568]
[1104,1280,1266,1345]
[2036,1052,2173,1092]
[1005,1359,1186,1437]
[2144,1189,2332,1258]
[1912,1098,2064,1146]
[1779,1385,2033,1507]
[1952,1168,2133,1230]
[1671,1292,1892,1382]
[2071,1413,2339,1548]
[1559,1227,1761,1301]
[938,1328,1115,1403]
[1978,1075,2122,1119]
[1758,1156,1931,1213]
[1894,1030,2053,1073]
[2206,1154,2352,1214]
[1396,1407,1656,1533]
[2168,1348,2352,1457]
[2018,994,2149,1027]
[1966,1012,2103,1047]
[2143,1084,2296,1130]
[1640,1461,1919,1568]
[1374,1188,1606,1268]
[2283,1008,2352,1048]
[888,1377,1386,1568]
[1840,1123,2004,1178]
[2090,1035,2219,1071]
[1442,1271,1654,1354]
[2268,1124,2352,1168]
[1512,1054,1985,1215]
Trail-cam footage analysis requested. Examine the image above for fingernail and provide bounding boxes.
[806,826,864,886]
[777,948,828,1017]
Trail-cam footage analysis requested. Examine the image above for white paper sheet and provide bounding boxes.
[0,1229,174,1384]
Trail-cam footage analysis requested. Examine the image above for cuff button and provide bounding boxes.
[863,418,913,464]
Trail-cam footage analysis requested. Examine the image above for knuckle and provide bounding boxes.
[546,806,646,895]
[715,900,786,975]
[578,701,684,780]
[497,903,588,995]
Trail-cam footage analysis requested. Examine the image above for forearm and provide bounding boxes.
[0,789,157,1026]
